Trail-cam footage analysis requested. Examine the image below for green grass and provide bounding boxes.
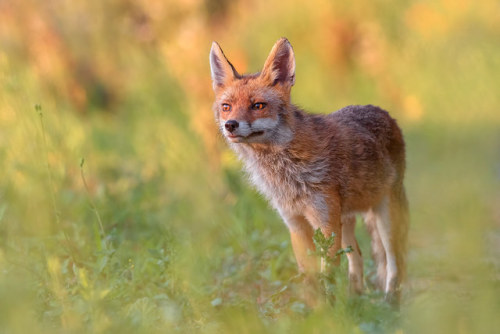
[1,1,500,332]
[1,91,498,334]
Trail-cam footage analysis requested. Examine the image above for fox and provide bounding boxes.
[209,38,409,303]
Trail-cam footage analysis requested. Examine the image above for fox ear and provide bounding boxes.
[210,42,239,91]
[261,38,295,87]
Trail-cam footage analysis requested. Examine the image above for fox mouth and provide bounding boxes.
[227,131,264,140]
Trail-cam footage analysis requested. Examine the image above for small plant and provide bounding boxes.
[311,228,353,266]
[311,228,353,304]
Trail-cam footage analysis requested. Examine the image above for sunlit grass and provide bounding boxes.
[1,0,499,333]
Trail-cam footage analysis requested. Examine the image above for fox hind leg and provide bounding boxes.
[341,215,364,293]
[364,210,387,291]
[374,198,398,297]
[368,190,408,304]
[387,186,409,303]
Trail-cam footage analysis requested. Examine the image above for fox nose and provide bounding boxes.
[225,120,239,133]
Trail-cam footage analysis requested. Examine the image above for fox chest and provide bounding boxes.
[241,153,329,211]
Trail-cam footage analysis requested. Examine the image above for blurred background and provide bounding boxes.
[0,0,499,332]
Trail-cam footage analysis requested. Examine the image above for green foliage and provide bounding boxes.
[1,0,500,333]
[311,228,353,262]
[311,229,352,303]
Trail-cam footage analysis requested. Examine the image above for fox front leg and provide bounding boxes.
[303,194,343,269]
[279,212,317,273]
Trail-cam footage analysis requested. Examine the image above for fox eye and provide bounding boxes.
[252,102,267,110]
[222,103,231,112]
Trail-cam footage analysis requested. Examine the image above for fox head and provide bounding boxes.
[209,38,295,144]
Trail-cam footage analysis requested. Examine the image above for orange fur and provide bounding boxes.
[210,38,409,304]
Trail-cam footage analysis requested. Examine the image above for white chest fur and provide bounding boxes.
[233,145,330,215]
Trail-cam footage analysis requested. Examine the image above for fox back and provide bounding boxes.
[210,38,408,304]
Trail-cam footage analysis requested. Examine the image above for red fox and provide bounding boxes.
[209,38,408,303]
